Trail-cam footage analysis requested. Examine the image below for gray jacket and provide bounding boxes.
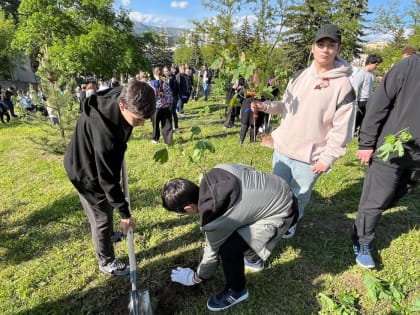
[196,163,294,279]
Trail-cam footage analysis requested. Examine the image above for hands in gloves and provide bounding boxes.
[170,267,202,286]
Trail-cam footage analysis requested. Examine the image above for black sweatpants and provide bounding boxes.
[152,107,173,144]
[79,194,115,266]
[354,161,411,245]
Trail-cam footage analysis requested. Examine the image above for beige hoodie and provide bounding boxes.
[265,57,356,166]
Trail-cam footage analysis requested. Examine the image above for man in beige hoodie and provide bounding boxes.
[251,24,356,238]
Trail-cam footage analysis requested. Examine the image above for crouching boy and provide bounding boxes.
[161,163,298,312]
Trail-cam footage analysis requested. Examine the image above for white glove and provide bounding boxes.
[170,267,201,286]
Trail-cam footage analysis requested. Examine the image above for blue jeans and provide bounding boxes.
[203,83,210,101]
[272,150,320,220]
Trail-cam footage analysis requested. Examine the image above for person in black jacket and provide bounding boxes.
[64,80,155,276]
[352,54,420,269]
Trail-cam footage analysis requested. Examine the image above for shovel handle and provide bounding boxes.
[122,158,136,273]
[127,227,137,273]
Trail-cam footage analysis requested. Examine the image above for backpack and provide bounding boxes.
[160,80,173,108]
[150,79,173,108]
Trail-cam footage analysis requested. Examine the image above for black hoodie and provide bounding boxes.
[64,87,133,218]
[359,55,420,167]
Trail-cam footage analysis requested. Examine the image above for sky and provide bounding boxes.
[113,0,414,41]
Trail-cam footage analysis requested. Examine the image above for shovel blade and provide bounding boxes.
[129,290,153,315]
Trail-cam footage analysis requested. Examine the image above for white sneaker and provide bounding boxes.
[282,224,297,239]
[151,140,158,144]
[99,259,129,276]
[244,257,264,272]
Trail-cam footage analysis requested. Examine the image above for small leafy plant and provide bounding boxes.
[363,274,420,314]
[152,126,215,177]
[319,275,419,314]
[318,292,359,315]
[376,128,412,161]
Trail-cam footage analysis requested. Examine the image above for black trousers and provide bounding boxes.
[170,96,179,129]
[219,200,299,292]
[355,100,367,132]
[219,232,250,292]
[152,107,173,144]
[354,160,414,245]
[79,193,115,266]
[224,106,240,127]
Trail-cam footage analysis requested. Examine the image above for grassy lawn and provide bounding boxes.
[0,97,419,315]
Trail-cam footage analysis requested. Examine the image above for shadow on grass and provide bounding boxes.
[9,180,419,314]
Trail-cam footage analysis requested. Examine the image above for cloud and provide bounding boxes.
[129,12,166,25]
[121,0,131,6]
[171,1,189,9]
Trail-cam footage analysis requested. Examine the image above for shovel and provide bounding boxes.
[122,159,153,315]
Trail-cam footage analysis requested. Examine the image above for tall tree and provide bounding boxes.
[283,0,333,70]
[283,0,370,70]
[0,0,20,23]
[332,0,370,60]
[12,0,146,80]
[371,0,407,41]
[0,8,15,78]
[194,0,252,55]
[237,16,254,51]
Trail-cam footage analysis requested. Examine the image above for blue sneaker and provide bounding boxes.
[356,244,375,269]
[353,242,373,256]
[207,288,248,311]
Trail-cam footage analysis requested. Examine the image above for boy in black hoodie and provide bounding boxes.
[64,80,155,276]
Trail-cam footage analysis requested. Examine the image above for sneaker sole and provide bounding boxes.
[98,266,130,276]
[207,291,249,312]
[355,258,375,269]
[244,265,264,272]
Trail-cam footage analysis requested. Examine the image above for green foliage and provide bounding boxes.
[153,126,216,177]
[363,274,417,314]
[1,97,419,315]
[0,7,15,77]
[33,47,79,153]
[12,0,145,79]
[319,292,359,315]
[319,274,419,314]
[376,128,412,161]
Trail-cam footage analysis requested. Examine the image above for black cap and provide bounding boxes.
[314,24,341,44]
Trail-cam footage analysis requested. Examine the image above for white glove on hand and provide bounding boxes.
[170,267,200,286]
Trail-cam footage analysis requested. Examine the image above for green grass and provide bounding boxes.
[0,97,419,315]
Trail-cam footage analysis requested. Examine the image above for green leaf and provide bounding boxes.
[384,133,396,145]
[364,274,381,302]
[399,130,412,142]
[152,148,169,164]
[190,126,201,137]
[376,150,390,162]
[407,298,420,312]
[195,140,216,153]
[395,141,405,157]
[319,293,338,310]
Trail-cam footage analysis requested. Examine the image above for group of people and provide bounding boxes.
[0,85,18,123]
[135,63,212,144]
[63,23,419,313]
[0,84,51,123]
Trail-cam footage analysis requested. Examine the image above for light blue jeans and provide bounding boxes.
[203,83,210,101]
[272,150,320,220]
